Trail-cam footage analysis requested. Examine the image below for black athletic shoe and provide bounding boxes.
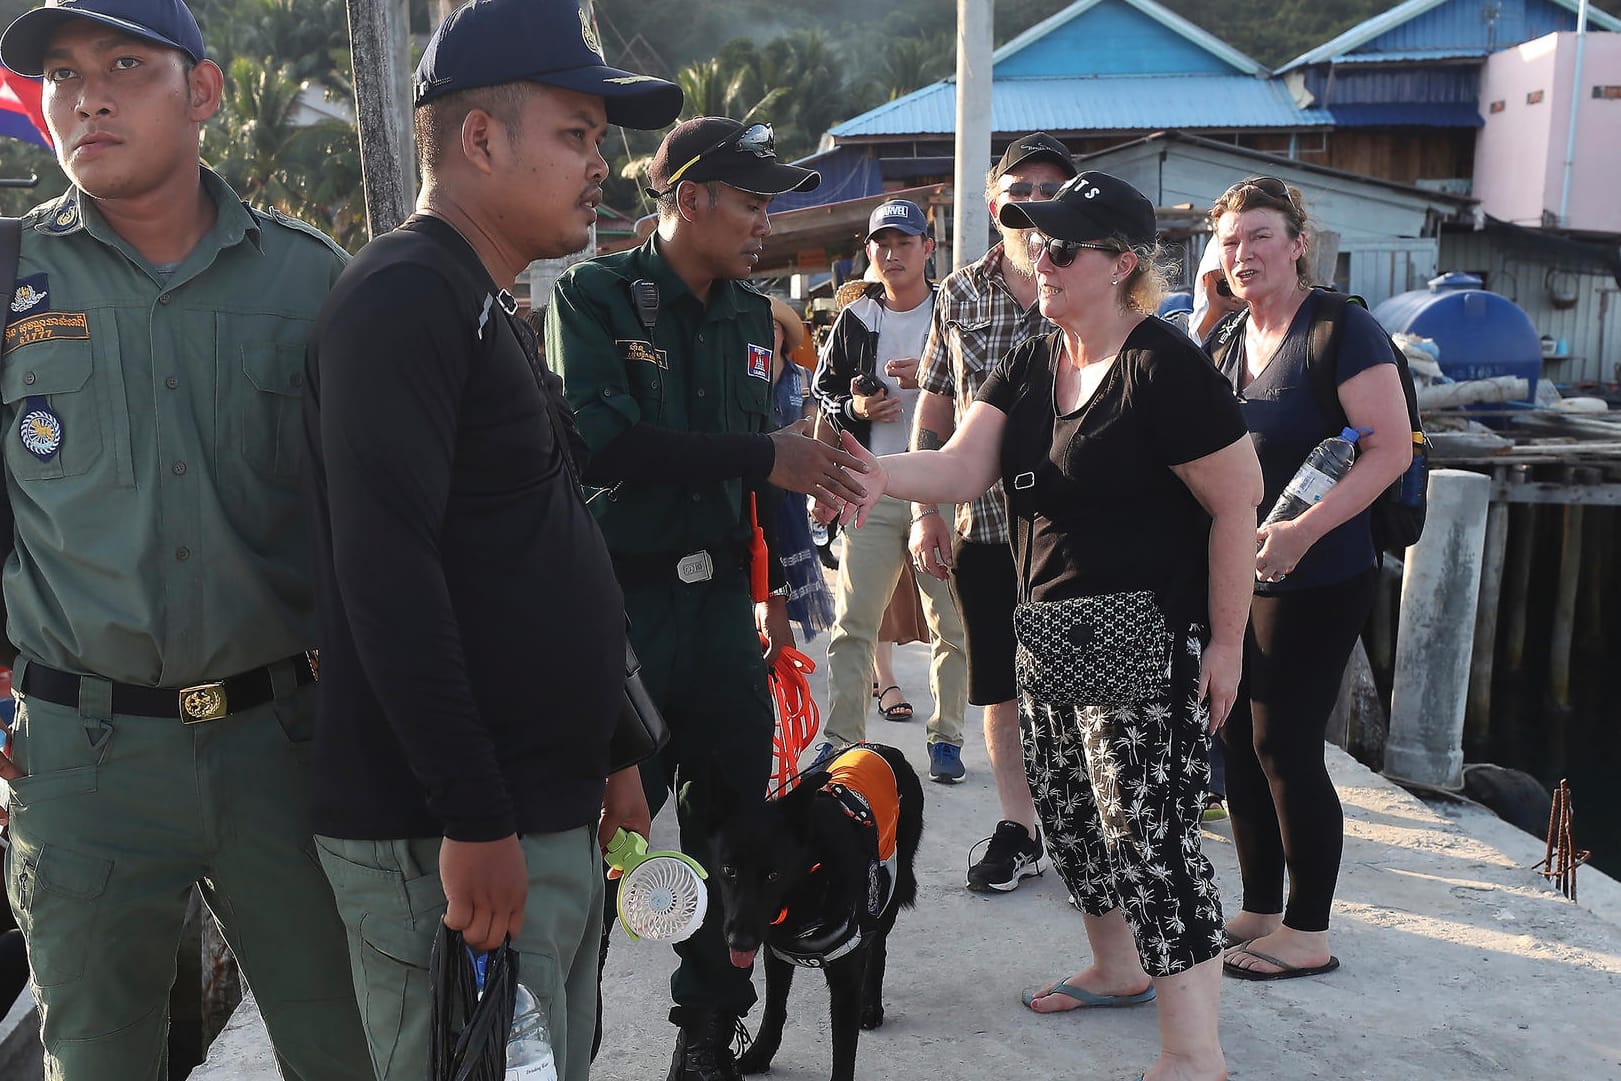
[965,820,1043,892]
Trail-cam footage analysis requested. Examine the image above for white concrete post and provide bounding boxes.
[951,0,993,271]
[1384,469,1491,790]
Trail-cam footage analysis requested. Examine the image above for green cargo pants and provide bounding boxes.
[1,657,373,1081]
[315,828,603,1081]
[618,569,775,1020]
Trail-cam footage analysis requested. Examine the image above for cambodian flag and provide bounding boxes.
[0,69,51,149]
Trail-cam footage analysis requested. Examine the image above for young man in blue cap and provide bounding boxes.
[810,199,969,782]
[302,2,683,1080]
[0,1,372,1079]
[547,117,866,1081]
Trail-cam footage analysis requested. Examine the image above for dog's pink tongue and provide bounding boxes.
[729,947,758,969]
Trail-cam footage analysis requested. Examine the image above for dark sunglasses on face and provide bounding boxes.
[1223,175,1299,213]
[1000,180,1064,200]
[663,123,776,189]
[1026,233,1121,268]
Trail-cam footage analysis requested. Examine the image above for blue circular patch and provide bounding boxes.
[20,404,63,461]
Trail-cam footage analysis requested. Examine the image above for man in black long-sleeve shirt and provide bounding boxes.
[300,3,682,1079]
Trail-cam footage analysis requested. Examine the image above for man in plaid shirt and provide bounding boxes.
[911,133,1078,892]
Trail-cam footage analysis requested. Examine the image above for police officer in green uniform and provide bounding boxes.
[547,117,868,1081]
[0,3,372,1078]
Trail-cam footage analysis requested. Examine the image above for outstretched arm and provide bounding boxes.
[837,400,1007,526]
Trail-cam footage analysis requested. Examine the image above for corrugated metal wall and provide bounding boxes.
[1441,230,1621,385]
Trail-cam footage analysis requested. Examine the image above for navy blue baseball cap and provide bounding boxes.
[415,0,682,131]
[866,199,930,242]
[2,0,205,78]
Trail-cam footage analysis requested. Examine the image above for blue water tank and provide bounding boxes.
[1371,273,1541,399]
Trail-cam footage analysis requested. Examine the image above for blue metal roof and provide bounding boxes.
[993,0,1267,77]
[831,75,1330,139]
[772,145,882,214]
[1280,0,1621,71]
[1328,102,1484,126]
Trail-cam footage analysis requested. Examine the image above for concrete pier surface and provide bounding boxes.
[180,633,1620,1081]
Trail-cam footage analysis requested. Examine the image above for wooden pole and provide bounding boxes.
[345,0,414,239]
[1503,464,1536,672]
[1466,464,1511,750]
[1548,466,1585,716]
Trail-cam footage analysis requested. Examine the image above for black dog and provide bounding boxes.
[701,742,923,1081]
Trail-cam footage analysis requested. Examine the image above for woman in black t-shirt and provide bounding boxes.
[834,173,1261,1081]
[1203,180,1412,983]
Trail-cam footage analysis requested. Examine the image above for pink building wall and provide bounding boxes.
[1474,31,1621,232]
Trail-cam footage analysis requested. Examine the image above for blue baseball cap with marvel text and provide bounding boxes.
[2,0,205,77]
[866,199,931,242]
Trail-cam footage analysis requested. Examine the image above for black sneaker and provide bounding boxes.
[965,820,1043,893]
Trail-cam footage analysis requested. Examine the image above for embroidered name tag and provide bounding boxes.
[2,310,89,354]
[618,339,667,368]
[747,343,771,380]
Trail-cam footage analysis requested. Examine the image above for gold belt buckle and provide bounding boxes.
[179,681,228,723]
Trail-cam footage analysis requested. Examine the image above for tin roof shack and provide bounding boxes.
[1472,31,1621,233]
[1075,131,1474,307]
[1278,0,1620,187]
[1438,220,1621,385]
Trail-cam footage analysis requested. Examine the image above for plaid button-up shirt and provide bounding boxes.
[919,242,1054,546]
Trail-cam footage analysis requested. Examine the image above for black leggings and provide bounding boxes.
[1221,569,1377,932]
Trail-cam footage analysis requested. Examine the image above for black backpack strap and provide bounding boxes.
[0,218,20,304]
[1304,288,1354,430]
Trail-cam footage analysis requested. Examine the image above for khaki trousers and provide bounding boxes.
[825,495,968,748]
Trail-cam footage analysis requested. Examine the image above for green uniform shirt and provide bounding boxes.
[0,169,348,686]
[547,234,776,556]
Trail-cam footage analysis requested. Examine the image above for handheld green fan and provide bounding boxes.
[604,829,709,943]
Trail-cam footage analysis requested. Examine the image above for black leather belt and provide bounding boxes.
[611,544,749,588]
[20,654,317,723]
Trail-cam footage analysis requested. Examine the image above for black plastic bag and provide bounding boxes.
[430,923,519,1081]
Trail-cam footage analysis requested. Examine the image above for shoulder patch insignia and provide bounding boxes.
[3,310,88,355]
[18,396,63,461]
[618,339,668,369]
[10,274,48,315]
[747,343,771,381]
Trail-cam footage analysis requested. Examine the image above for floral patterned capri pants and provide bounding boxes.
[1019,625,1224,977]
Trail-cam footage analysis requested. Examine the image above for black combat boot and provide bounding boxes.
[666,1008,743,1081]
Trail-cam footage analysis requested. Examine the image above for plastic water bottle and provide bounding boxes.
[1262,426,1364,527]
[505,983,557,1080]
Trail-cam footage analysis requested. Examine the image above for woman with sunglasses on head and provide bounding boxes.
[1202,179,1412,982]
[834,172,1261,1081]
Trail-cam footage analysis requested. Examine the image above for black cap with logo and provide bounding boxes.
[993,132,1078,181]
[2,0,205,77]
[997,171,1157,248]
[647,117,819,198]
[414,0,682,131]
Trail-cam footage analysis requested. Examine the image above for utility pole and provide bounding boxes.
[345,0,415,238]
[951,0,993,270]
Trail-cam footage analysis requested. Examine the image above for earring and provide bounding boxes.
[1110,278,1118,286]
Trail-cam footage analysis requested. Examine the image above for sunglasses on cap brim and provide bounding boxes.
[1026,234,1122,269]
[652,123,775,196]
